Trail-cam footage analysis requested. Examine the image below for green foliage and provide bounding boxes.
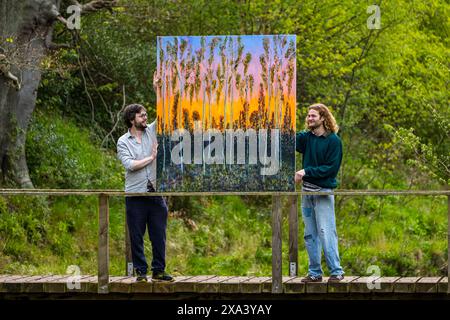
[0,196,50,262]
[385,125,449,185]
[26,109,123,189]
[336,196,447,277]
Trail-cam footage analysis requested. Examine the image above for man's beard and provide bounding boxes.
[308,122,320,130]
[135,122,147,130]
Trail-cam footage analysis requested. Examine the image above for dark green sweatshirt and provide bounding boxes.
[296,130,342,189]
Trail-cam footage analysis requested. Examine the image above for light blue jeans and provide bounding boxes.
[301,188,344,277]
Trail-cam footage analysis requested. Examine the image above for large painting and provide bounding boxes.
[155,35,296,192]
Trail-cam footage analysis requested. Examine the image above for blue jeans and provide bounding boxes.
[126,196,168,275]
[301,188,344,277]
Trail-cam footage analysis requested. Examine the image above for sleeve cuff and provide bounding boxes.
[124,159,135,171]
[304,168,310,177]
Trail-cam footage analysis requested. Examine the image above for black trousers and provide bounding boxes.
[125,196,168,275]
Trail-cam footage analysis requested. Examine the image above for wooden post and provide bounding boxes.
[98,194,109,294]
[288,195,298,277]
[448,195,450,294]
[272,195,282,293]
[125,218,133,276]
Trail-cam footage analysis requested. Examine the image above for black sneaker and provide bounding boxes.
[300,274,323,283]
[136,273,148,283]
[152,271,174,282]
[328,274,344,282]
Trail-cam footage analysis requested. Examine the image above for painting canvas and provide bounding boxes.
[155,35,296,192]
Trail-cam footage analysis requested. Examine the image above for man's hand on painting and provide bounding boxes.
[294,169,305,184]
[153,71,161,90]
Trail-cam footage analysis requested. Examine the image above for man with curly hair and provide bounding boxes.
[295,103,345,283]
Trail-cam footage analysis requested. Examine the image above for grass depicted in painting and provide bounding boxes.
[155,35,296,192]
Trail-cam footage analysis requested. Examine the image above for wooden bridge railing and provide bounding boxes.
[0,189,449,295]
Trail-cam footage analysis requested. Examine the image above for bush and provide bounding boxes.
[26,109,123,189]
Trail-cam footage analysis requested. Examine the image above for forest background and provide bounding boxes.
[0,0,449,278]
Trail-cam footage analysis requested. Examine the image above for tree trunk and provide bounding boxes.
[0,0,59,187]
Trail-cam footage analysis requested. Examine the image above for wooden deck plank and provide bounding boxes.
[109,276,130,282]
[349,276,381,293]
[131,277,153,293]
[20,275,49,282]
[21,275,55,293]
[62,275,95,293]
[415,277,442,293]
[173,275,217,293]
[0,275,36,293]
[195,276,236,293]
[327,276,360,293]
[0,275,32,282]
[372,277,401,293]
[153,276,196,293]
[393,277,421,293]
[0,275,46,293]
[115,276,135,283]
[305,277,329,294]
[0,275,25,293]
[79,276,98,293]
[173,276,196,282]
[52,274,96,293]
[24,275,59,283]
[240,277,271,294]
[220,276,254,294]
[109,276,135,293]
[4,275,36,282]
[16,275,61,293]
[262,277,296,293]
[108,274,197,294]
[283,277,306,294]
[45,275,74,293]
[109,276,133,293]
[437,277,448,293]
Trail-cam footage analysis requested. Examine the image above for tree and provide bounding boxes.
[205,37,219,161]
[242,52,252,129]
[182,108,191,131]
[171,92,179,132]
[219,37,229,130]
[0,0,117,188]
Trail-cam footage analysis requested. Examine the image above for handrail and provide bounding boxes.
[0,189,449,196]
[0,188,448,295]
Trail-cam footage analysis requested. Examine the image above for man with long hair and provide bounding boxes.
[117,103,173,283]
[295,103,345,282]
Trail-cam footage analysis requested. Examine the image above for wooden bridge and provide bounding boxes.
[0,189,449,299]
[1,274,449,300]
